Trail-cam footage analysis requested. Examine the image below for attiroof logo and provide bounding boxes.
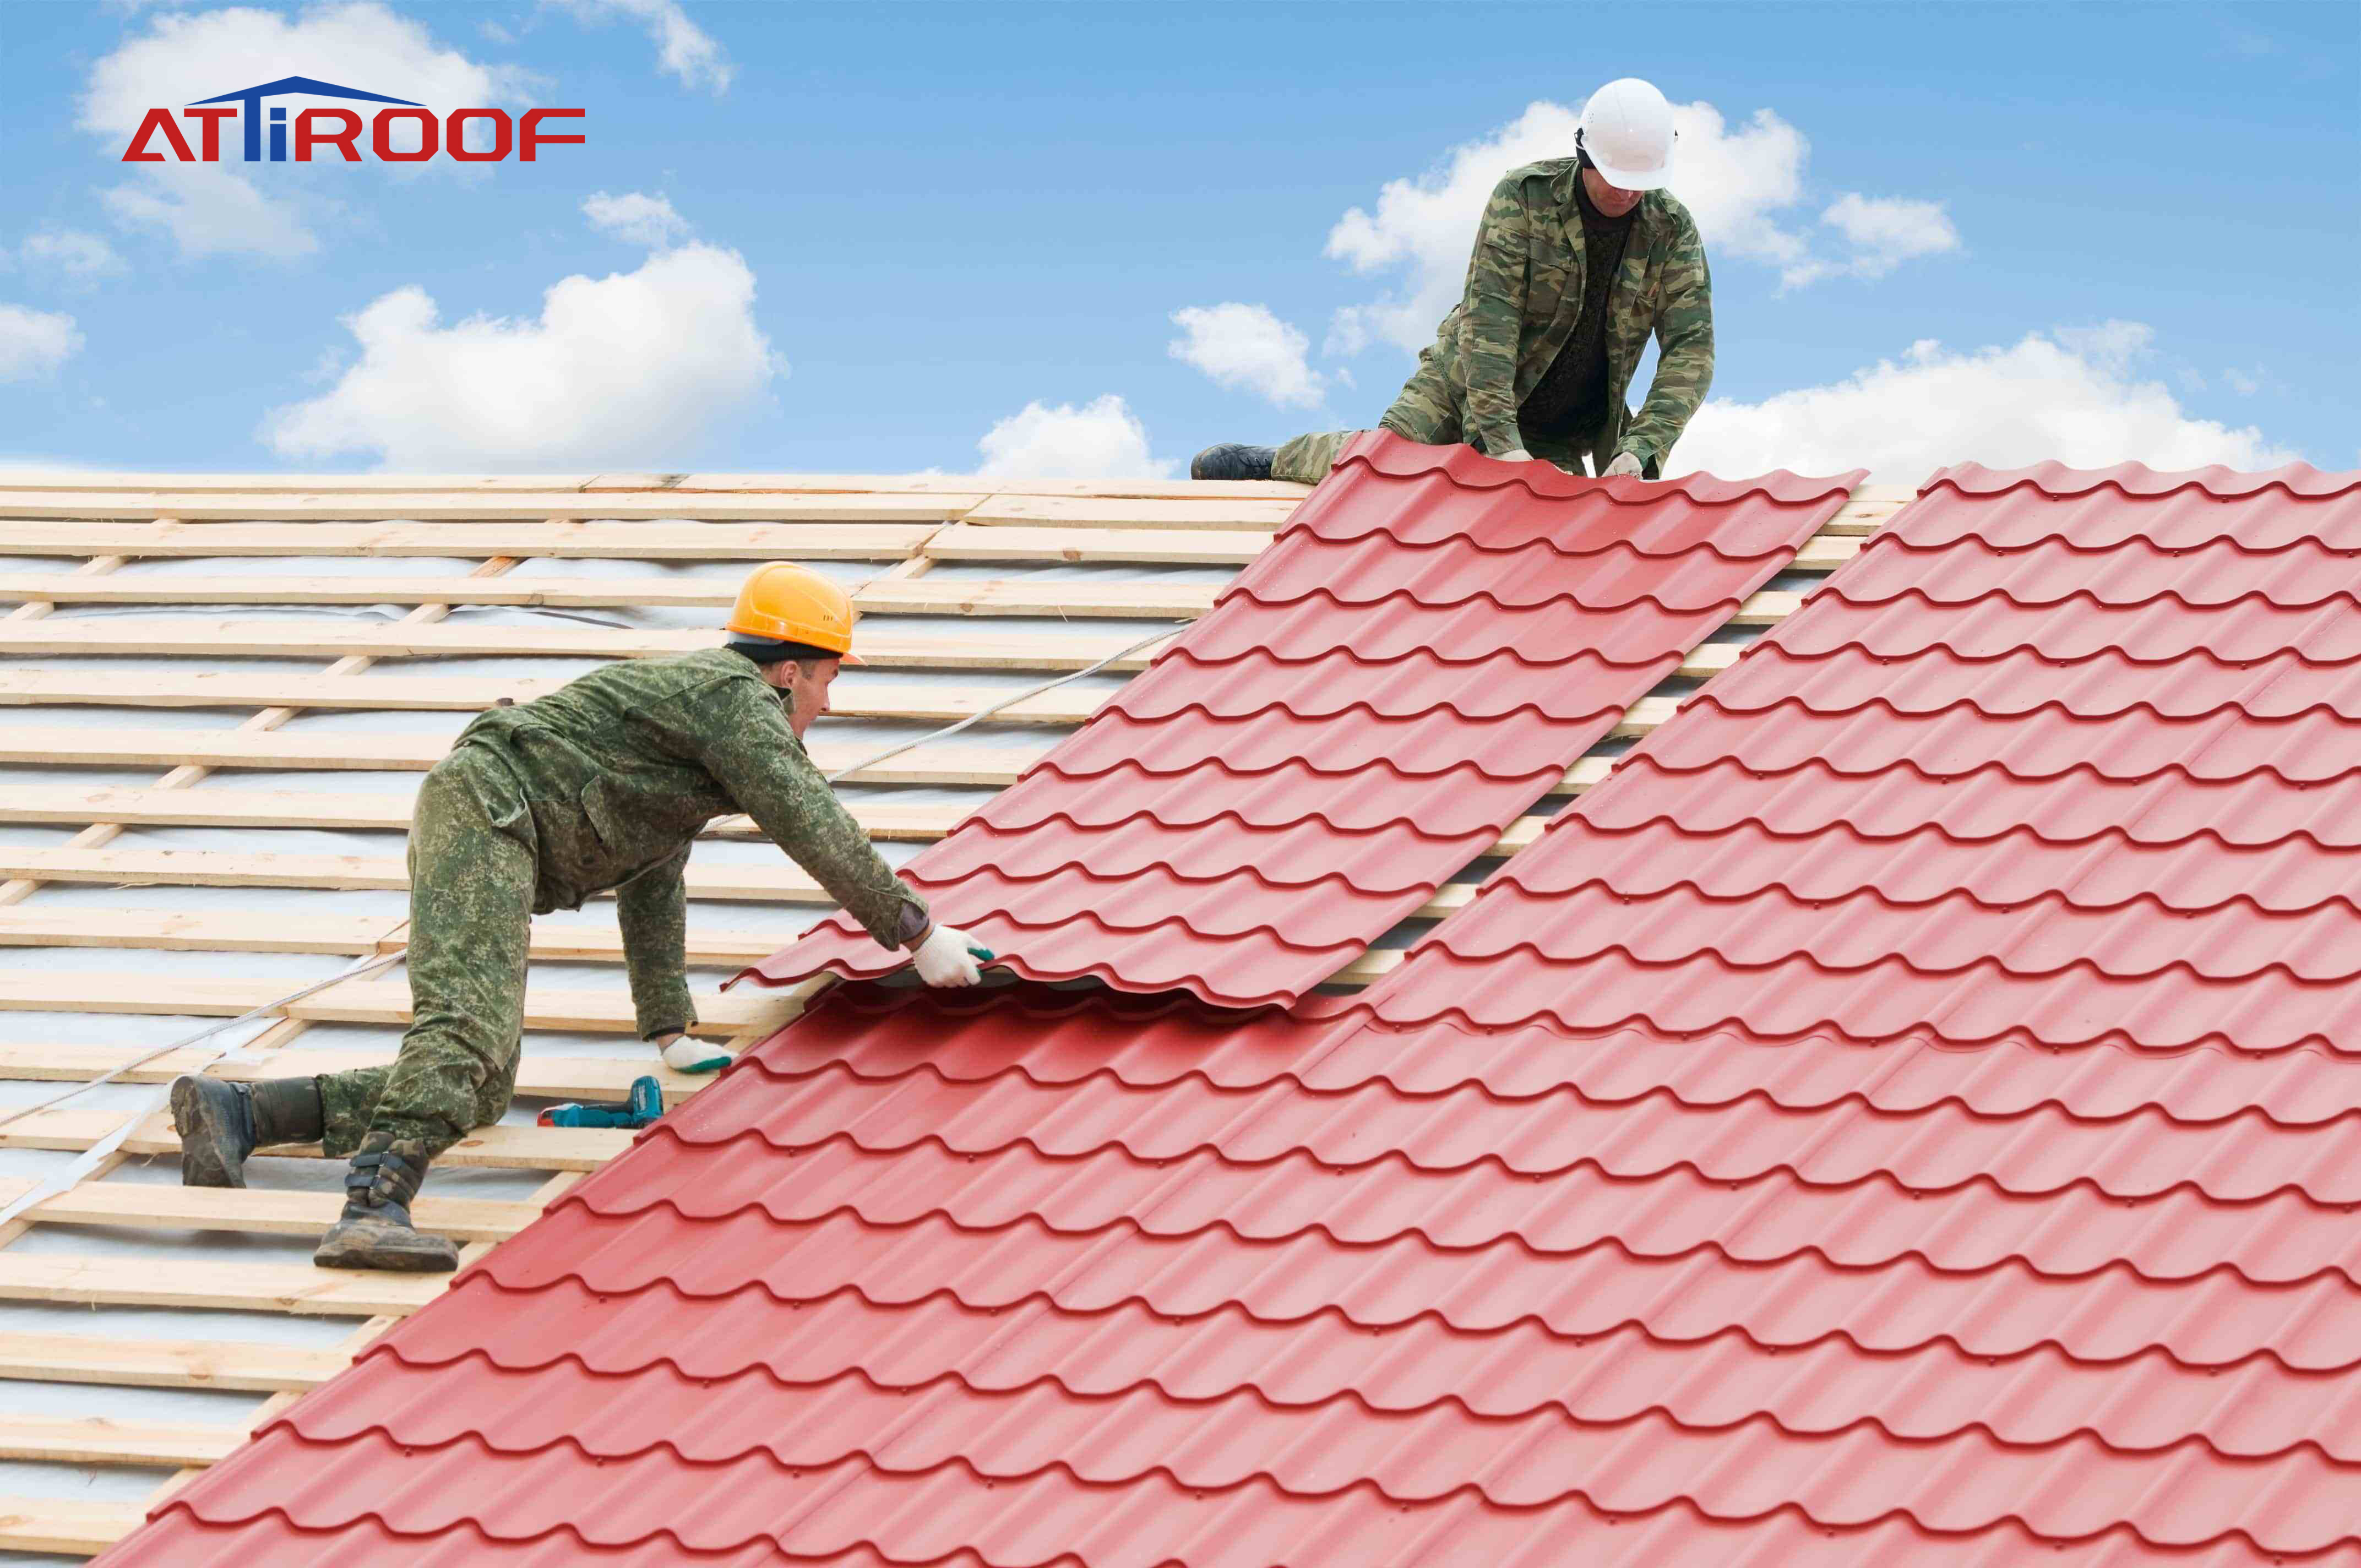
[120,74,585,164]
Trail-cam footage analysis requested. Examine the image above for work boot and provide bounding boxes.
[170,1074,323,1189]
[1190,443,1276,481]
[313,1133,459,1272]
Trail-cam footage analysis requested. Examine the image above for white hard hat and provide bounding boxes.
[1578,78,1676,191]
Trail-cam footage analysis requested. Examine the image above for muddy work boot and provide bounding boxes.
[314,1134,459,1272]
[170,1075,323,1189]
[1189,443,1276,481]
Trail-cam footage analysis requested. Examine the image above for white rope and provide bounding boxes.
[823,623,1178,785]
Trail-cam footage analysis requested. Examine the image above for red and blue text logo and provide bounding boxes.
[122,75,585,164]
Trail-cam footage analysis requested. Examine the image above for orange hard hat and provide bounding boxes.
[726,562,861,662]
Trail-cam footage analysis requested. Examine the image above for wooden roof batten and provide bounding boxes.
[0,470,1903,1553]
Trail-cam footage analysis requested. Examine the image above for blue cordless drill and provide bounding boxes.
[537,1074,665,1129]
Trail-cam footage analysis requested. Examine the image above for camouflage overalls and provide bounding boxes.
[315,648,928,1159]
[1274,157,1715,483]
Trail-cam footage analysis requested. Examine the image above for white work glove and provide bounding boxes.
[1602,451,1645,478]
[657,1033,732,1075]
[1495,446,1541,463]
[911,924,991,988]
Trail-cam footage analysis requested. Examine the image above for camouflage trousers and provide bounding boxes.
[1270,348,1600,484]
[317,748,534,1161]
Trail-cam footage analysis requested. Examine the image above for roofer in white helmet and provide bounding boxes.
[1194,77,1713,484]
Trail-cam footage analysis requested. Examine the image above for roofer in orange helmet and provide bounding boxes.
[168,562,991,1273]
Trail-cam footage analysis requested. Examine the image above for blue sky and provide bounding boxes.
[2,0,2354,478]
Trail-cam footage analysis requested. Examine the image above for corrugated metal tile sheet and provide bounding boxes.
[1364,460,2361,1052]
[108,460,2361,1566]
[738,433,1859,1006]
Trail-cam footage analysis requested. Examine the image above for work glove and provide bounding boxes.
[1603,451,1645,478]
[912,924,993,988]
[657,1033,733,1075]
[1494,446,1541,463]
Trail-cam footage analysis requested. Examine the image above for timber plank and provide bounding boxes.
[0,1332,342,1393]
[1,473,601,494]
[0,907,785,966]
[33,1182,536,1243]
[0,1046,709,1106]
[0,669,1112,722]
[0,491,975,523]
[0,785,968,840]
[0,973,769,1033]
[0,1495,143,1554]
[0,618,1182,672]
[961,494,1304,530]
[684,475,1314,500]
[0,670,1702,721]
[0,471,1311,500]
[0,1254,442,1315]
[853,578,1221,617]
[2,1110,630,1174]
[0,572,1227,619]
[0,844,838,903]
[926,523,1272,565]
[0,782,1617,906]
[926,525,1852,570]
[0,726,1038,783]
[0,890,1495,957]
[1822,484,1913,534]
[1732,588,1805,624]
[1330,948,1407,987]
[0,1415,245,1468]
[0,572,744,608]
[1558,755,1614,793]
[0,521,933,559]
[0,905,785,966]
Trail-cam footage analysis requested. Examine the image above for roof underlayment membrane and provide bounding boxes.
[95,454,2361,1564]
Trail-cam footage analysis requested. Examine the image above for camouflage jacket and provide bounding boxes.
[1441,158,1714,475]
[451,647,929,1038]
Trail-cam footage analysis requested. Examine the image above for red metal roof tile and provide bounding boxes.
[737,433,1858,1007]
[119,988,2361,1562]
[109,461,2361,1567]
[120,1505,2361,1568]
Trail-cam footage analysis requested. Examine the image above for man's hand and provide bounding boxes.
[1495,446,1541,463]
[912,924,993,988]
[1603,451,1645,478]
[654,1031,731,1074]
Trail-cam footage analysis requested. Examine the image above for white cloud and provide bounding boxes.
[1669,322,2300,483]
[551,0,733,94]
[2224,367,2264,396]
[1321,97,1956,352]
[974,395,1173,479]
[1663,103,1811,266]
[1782,193,1961,289]
[0,305,84,380]
[16,230,128,289]
[102,162,324,260]
[80,2,533,260]
[583,190,691,248]
[262,241,780,469]
[1168,303,1325,409]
